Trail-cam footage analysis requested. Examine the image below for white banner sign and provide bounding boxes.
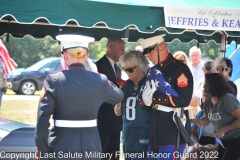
[164,5,240,31]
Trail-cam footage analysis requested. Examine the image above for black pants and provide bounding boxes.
[215,137,240,160]
[99,131,121,160]
[199,136,215,145]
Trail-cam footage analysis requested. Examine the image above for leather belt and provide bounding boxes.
[154,104,188,112]
[55,119,97,128]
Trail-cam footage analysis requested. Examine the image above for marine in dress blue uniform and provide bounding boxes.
[137,35,193,160]
[35,35,124,160]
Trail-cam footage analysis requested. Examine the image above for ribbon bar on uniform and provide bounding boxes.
[55,119,97,128]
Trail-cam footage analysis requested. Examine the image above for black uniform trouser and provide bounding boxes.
[99,131,120,160]
[215,137,240,160]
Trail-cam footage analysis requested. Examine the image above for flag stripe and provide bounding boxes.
[0,40,18,77]
[61,54,68,70]
[169,95,176,107]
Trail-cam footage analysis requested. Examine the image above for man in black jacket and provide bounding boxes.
[96,37,125,160]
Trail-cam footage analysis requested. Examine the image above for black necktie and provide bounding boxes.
[114,63,121,80]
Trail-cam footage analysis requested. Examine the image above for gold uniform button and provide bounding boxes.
[153,98,155,100]
[164,99,166,101]
[158,99,161,101]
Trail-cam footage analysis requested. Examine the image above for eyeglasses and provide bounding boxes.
[216,67,228,72]
[122,66,137,73]
[202,66,215,71]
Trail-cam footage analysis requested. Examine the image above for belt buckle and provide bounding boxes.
[179,117,186,122]
[153,104,158,110]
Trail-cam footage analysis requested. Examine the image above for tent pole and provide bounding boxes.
[7,20,11,43]
[197,35,200,48]
[220,32,227,58]
[125,27,129,41]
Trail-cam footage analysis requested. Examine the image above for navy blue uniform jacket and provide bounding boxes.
[35,63,124,160]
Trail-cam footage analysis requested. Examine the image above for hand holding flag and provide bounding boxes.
[137,66,178,100]
[142,80,157,106]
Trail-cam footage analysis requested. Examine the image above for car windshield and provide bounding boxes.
[27,58,57,71]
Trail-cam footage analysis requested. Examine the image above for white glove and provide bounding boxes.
[142,80,157,106]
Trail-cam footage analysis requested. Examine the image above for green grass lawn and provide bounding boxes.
[0,89,41,125]
[6,89,41,95]
[1,89,41,126]
[0,99,39,125]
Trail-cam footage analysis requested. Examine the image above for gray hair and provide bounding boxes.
[119,50,150,75]
[106,37,125,47]
[189,46,202,55]
[215,57,227,67]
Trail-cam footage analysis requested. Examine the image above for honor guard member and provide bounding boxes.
[137,35,193,160]
[35,34,124,160]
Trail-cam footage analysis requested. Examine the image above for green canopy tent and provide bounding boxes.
[1,0,240,45]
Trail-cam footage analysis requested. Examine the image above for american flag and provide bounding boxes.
[137,66,178,100]
[0,40,17,77]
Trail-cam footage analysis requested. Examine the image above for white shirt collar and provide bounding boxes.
[106,55,116,74]
[189,59,204,68]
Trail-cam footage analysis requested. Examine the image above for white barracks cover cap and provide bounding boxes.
[137,34,166,49]
[56,34,95,50]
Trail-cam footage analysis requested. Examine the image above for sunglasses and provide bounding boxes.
[202,66,215,71]
[216,67,228,72]
[122,66,137,73]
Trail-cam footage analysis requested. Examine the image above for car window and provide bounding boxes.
[39,61,61,73]
[27,58,57,71]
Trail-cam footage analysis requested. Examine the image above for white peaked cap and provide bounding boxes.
[137,34,166,49]
[56,34,95,49]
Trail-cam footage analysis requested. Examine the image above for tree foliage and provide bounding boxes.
[167,39,221,60]
[0,34,221,68]
[2,34,60,68]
